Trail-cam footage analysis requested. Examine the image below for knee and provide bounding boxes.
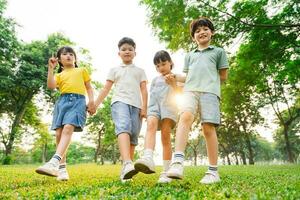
[180,112,194,124]
[147,120,157,132]
[202,123,216,137]
[63,124,74,134]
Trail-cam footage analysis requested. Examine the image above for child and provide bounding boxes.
[134,50,180,183]
[36,46,95,181]
[94,37,148,182]
[165,17,229,184]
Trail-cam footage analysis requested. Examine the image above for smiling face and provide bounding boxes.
[193,26,214,48]
[118,43,136,64]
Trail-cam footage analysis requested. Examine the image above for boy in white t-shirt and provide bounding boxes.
[95,37,148,182]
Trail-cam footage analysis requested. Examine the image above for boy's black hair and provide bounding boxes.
[118,37,136,49]
[153,50,173,69]
[190,17,215,38]
[56,46,78,73]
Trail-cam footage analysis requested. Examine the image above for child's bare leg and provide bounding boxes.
[130,145,135,160]
[118,133,131,161]
[144,116,159,150]
[56,124,74,157]
[134,116,158,174]
[199,123,220,184]
[202,123,218,165]
[174,111,194,152]
[160,119,173,161]
[55,128,66,164]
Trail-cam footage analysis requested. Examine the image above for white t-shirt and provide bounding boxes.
[107,63,147,108]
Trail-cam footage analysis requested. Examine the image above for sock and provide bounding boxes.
[144,149,153,159]
[123,160,132,166]
[163,160,171,171]
[49,154,62,166]
[173,151,184,163]
[59,163,66,170]
[208,165,218,173]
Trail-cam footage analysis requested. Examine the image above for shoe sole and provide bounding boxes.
[35,168,58,177]
[134,163,155,174]
[57,178,69,181]
[123,169,138,180]
[166,172,183,179]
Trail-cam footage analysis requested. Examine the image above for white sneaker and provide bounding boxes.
[35,162,59,177]
[134,157,156,174]
[121,178,132,183]
[57,168,69,181]
[166,162,184,179]
[200,171,221,184]
[120,162,138,181]
[157,172,172,183]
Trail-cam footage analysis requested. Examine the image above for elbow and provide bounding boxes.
[47,83,56,90]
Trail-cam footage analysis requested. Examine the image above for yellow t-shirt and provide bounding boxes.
[55,67,91,95]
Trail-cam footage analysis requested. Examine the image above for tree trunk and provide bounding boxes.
[193,150,197,166]
[5,109,26,156]
[241,151,247,165]
[245,132,255,165]
[42,143,47,163]
[226,154,231,165]
[234,152,239,165]
[94,130,102,163]
[283,124,294,162]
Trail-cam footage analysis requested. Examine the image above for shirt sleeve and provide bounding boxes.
[107,68,115,82]
[183,53,190,73]
[82,68,91,82]
[55,73,60,87]
[140,69,147,83]
[217,48,229,69]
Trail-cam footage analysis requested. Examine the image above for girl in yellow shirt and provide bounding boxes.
[36,46,95,181]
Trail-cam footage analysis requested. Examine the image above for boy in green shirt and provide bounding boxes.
[165,17,229,184]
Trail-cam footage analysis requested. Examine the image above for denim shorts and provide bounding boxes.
[111,101,142,146]
[51,93,86,132]
[179,91,220,125]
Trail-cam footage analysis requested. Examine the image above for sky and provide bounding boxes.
[4,0,276,164]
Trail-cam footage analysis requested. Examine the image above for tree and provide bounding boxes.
[140,0,300,162]
[85,83,119,164]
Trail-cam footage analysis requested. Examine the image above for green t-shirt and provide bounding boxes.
[183,46,229,98]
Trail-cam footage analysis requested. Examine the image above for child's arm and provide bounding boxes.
[140,81,148,119]
[219,68,228,84]
[85,81,96,115]
[165,75,183,93]
[47,57,57,89]
[165,73,186,83]
[95,80,113,108]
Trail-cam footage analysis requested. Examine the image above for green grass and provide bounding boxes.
[0,164,299,199]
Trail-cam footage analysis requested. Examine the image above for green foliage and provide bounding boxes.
[0,164,299,199]
[86,83,119,164]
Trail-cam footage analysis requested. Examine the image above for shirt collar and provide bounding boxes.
[119,63,135,68]
[193,45,214,52]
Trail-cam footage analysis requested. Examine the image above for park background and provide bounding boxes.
[0,0,299,199]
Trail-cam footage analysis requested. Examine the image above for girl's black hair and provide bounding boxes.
[56,46,78,73]
[153,50,173,69]
[190,17,215,38]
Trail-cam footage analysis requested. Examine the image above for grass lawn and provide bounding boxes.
[0,164,299,199]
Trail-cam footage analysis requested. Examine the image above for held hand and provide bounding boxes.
[87,101,96,115]
[48,57,58,70]
[164,74,176,87]
[140,108,147,119]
